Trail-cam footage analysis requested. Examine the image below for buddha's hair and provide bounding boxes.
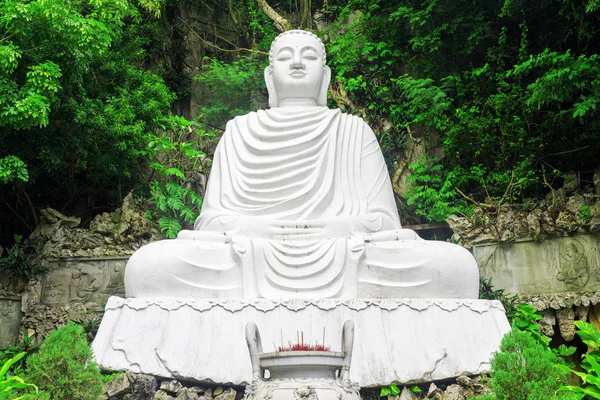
[269,30,327,66]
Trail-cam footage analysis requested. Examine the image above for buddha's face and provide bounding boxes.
[265,31,330,107]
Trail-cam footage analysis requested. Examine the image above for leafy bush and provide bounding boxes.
[484,328,574,400]
[0,0,174,228]
[379,384,400,397]
[325,0,600,220]
[511,303,551,347]
[478,277,518,321]
[0,352,38,400]
[147,116,210,238]
[0,234,47,284]
[26,322,103,400]
[404,157,472,222]
[194,56,265,129]
[0,330,40,377]
[558,321,600,399]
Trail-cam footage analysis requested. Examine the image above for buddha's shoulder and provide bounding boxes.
[231,107,368,120]
[224,108,371,132]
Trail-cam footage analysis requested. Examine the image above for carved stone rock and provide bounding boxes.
[0,297,22,349]
[123,374,158,400]
[214,388,235,400]
[26,192,159,260]
[175,388,200,400]
[160,380,183,395]
[556,307,576,341]
[106,374,132,398]
[41,258,126,305]
[474,234,600,296]
[444,385,467,400]
[153,390,175,400]
[399,387,416,400]
[538,309,556,337]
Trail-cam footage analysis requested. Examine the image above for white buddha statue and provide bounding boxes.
[125,30,479,299]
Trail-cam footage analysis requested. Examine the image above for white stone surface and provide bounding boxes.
[92,297,510,387]
[96,31,506,389]
[124,30,479,300]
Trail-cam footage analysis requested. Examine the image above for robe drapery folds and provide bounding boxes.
[196,106,401,230]
[127,107,478,299]
[188,107,403,298]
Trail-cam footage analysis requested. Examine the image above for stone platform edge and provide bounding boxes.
[93,297,511,387]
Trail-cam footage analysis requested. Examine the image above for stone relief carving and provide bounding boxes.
[41,259,126,305]
[293,386,318,400]
[0,298,22,348]
[474,234,600,295]
[557,239,589,287]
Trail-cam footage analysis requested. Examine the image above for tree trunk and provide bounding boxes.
[256,0,293,32]
[299,0,311,29]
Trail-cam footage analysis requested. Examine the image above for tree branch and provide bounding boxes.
[178,17,268,56]
[255,0,293,32]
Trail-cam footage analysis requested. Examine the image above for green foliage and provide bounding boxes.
[0,156,28,185]
[486,328,574,400]
[71,311,104,344]
[0,235,47,284]
[325,0,600,219]
[26,322,104,400]
[379,384,400,397]
[404,157,472,222]
[0,331,40,378]
[147,116,209,238]
[0,0,175,228]
[511,303,551,347]
[0,352,38,400]
[194,55,265,129]
[478,276,518,320]
[580,205,592,220]
[101,370,123,384]
[558,321,600,399]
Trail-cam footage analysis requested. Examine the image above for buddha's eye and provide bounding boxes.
[303,52,318,60]
[276,52,292,61]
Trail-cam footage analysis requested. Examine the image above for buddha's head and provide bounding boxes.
[265,30,331,108]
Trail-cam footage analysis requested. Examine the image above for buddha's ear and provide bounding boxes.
[317,66,331,106]
[264,66,278,108]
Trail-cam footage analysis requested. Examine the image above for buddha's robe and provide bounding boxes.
[125,107,478,299]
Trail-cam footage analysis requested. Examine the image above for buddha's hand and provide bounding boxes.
[214,216,354,240]
[196,213,399,239]
[266,217,354,240]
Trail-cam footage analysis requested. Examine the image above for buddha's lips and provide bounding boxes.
[289,71,306,77]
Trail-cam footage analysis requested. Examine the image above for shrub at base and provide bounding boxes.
[484,328,574,400]
[25,322,103,400]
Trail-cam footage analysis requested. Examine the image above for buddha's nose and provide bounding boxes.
[291,53,304,69]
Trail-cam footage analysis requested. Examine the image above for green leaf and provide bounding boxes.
[0,352,26,379]
[158,216,182,239]
[164,167,185,180]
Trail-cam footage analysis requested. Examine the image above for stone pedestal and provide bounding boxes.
[92,297,510,387]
